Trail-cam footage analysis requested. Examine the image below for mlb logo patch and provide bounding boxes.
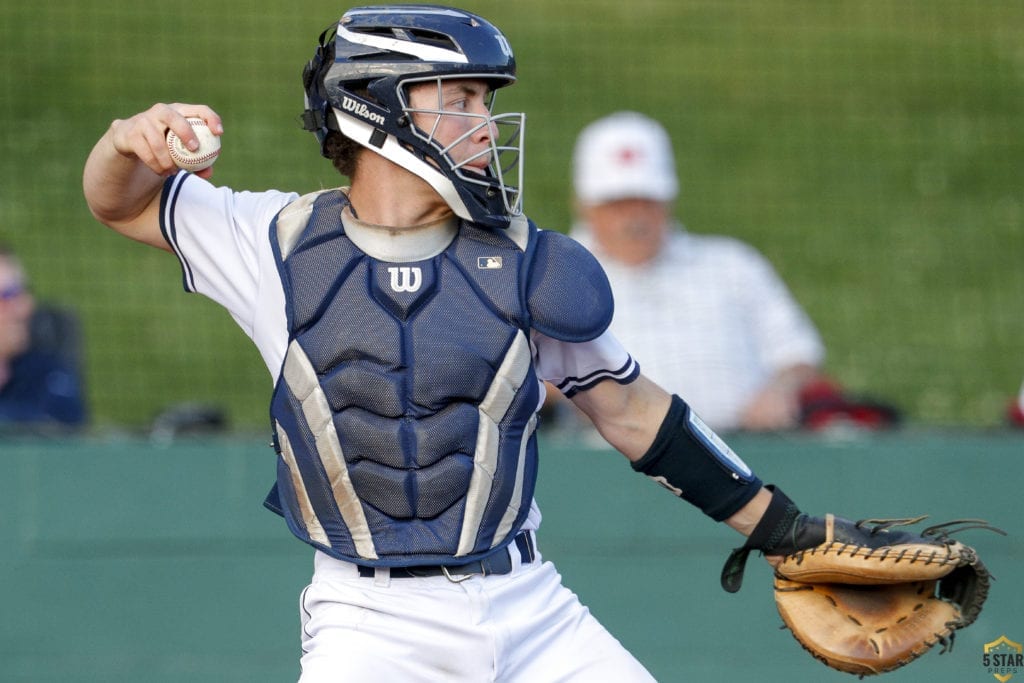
[477,256,503,270]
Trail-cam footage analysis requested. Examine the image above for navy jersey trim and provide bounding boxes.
[158,172,197,293]
[557,356,640,398]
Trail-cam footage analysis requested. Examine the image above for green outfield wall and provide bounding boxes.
[2,431,1020,682]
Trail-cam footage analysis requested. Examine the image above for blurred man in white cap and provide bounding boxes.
[568,111,828,432]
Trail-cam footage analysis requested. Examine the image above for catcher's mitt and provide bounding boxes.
[773,515,999,676]
[720,487,1004,677]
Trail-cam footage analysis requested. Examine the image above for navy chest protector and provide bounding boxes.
[265,189,613,566]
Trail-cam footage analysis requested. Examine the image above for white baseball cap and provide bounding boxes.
[572,111,679,204]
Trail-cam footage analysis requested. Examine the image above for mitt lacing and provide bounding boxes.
[787,517,1004,566]
[920,519,1007,540]
[852,517,1005,539]
[853,516,928,533]
[936,628,957,655]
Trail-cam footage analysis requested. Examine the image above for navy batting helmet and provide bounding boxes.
[302,5,524,229]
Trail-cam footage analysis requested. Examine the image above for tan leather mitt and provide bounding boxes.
[772,515,999,676]
[721,488,1003,676]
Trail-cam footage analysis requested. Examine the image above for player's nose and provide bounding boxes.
[469,116,497,146]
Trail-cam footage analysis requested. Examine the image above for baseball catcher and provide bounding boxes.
[720,486,1003,676]
[82,1,1004,678]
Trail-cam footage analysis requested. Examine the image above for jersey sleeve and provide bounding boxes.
[532,328,640,398]
[159,172,297,335]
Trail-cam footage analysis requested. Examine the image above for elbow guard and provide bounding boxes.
[632,395,762,521]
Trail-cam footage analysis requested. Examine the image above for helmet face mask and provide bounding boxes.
[302,5,525,229]
[397,75,524,221]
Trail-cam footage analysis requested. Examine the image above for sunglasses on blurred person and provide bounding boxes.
[0,283,27,302]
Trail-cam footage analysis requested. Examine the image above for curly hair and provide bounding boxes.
[323,131,362,179]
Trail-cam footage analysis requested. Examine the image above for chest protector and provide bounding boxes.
[265,189,613,566]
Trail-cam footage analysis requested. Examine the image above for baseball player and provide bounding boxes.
[82,5,989,681]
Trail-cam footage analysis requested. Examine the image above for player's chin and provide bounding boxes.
[194,167,215,180]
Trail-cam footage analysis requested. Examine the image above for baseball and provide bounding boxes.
[166,117,221,172]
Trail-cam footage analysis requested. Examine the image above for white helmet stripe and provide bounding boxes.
[333,109,473,221]
[344,7,469,18]
[336,24,469,64]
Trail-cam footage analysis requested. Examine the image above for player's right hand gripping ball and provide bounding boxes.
[771,514,1002,676]
[166,117,221,172]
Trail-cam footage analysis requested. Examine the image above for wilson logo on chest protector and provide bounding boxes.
[388,266,423,292]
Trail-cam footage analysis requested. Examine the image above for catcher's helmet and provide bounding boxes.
[302,5,524,229]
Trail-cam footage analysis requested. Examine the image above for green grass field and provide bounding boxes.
[1,1,1021,430]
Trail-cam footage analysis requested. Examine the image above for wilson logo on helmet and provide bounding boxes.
[342,96,385,127]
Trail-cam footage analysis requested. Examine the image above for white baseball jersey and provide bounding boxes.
[573,224,825,431]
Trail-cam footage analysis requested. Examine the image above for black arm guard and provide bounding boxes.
[632,395,763,522]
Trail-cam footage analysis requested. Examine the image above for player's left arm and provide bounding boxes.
[572,369,998,676]
[570,375,772,537]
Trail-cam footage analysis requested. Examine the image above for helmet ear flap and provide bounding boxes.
[303,27,334,93]
[301,27,338,143]
[301,57,319,92]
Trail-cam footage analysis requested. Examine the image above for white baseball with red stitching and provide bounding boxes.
[166,117,221,172]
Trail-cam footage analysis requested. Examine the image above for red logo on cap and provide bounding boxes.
[615,146,642,166]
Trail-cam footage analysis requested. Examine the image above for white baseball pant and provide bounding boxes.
[298,537,656,682]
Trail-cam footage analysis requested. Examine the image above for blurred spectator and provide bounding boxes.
[1008,378,1024,428]
[562,111,898,433]
[0,244,87,430]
